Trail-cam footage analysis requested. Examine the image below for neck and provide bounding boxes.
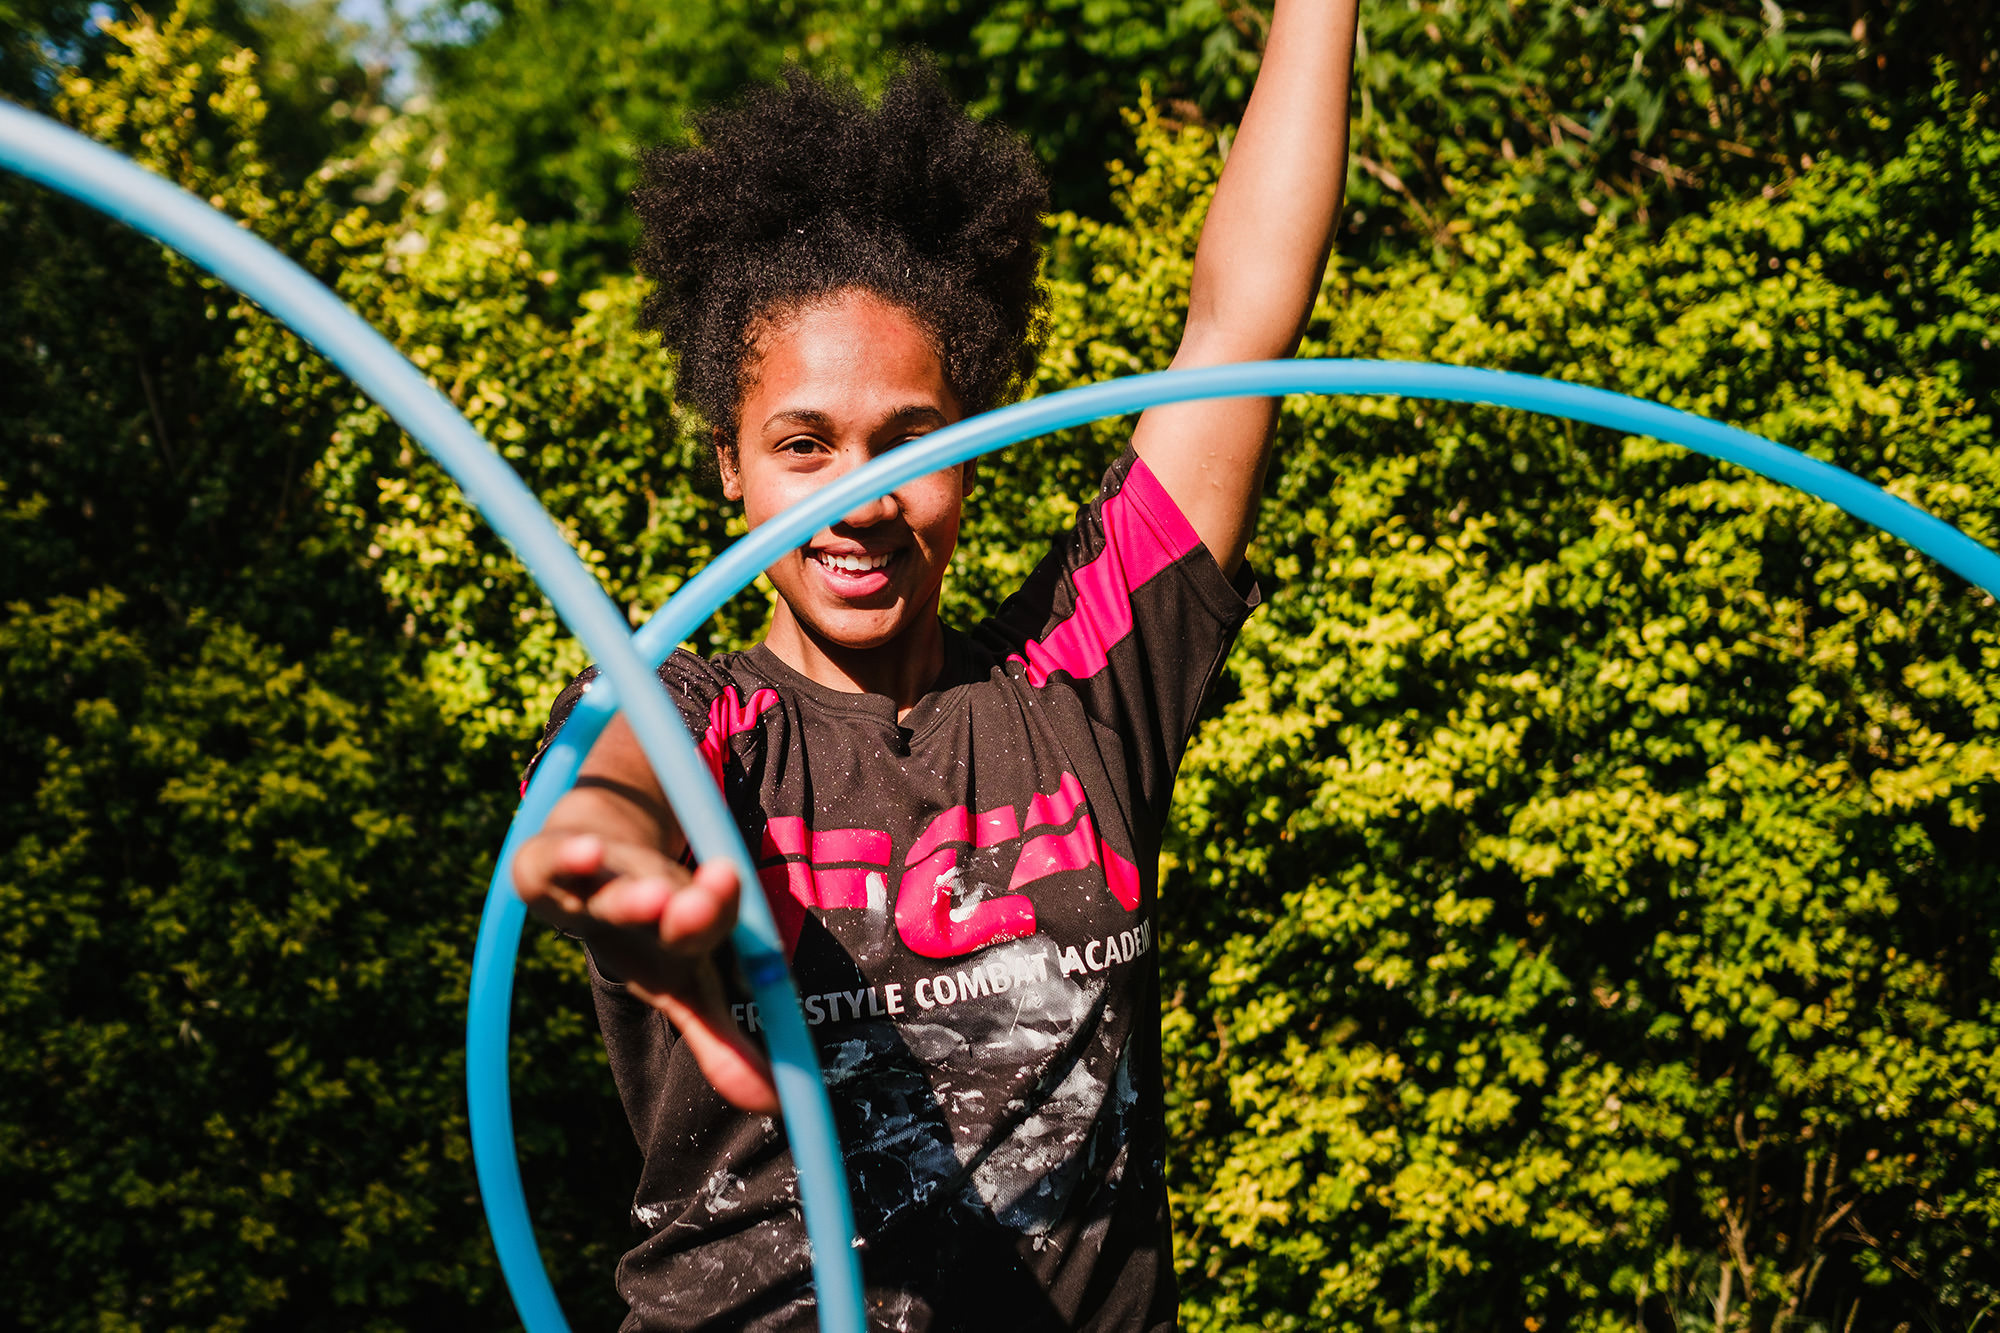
[763,602,945,716]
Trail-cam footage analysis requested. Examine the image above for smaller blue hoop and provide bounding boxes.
[481,357,2000,1332]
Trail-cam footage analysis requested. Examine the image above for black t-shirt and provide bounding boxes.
[533,448,1258,1331]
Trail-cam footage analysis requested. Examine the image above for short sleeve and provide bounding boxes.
[519,649,742,793]
[969,446,1260,821]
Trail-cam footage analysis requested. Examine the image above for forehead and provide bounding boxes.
[744,292,953,427]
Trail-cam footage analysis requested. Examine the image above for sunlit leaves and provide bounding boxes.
[1047,100,2000,1330]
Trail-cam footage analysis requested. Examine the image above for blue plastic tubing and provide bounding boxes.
[0,101,867,1332]
[13,98,2000,1333]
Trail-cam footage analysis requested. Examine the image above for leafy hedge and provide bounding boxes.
[0,14,690,1326]
[4,9,2000,1331]
[409,0,1997,297]
[1030,93,2000,1330]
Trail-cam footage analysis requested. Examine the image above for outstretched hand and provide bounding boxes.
[512,832,779,1113]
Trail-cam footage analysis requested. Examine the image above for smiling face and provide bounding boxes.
[721,288,972,704]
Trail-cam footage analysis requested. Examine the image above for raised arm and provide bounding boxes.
[1129,0,1360,574]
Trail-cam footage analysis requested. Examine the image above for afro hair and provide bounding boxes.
[631,59,1050,441]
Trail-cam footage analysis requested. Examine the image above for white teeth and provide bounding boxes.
[816,551,893,573]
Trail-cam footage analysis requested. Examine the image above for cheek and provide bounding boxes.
[738,470,814,529]
[909,483,965,549]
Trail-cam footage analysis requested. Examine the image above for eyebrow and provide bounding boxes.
[762,407,837,434]
[760,404,949,435]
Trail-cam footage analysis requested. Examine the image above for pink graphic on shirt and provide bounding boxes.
[904,805,970,867]
[808,828,892,910]
[896,811,1038,960]
[814,827,893,867]
[1008,457,1202,687]
[974,805,1020,848]
[1023,773,1087,834]
[1010,819,1097,890]
[810,866,875,911]
[1097,841,1142,911]
[748,766,1145,961]
[700,686,781,785]
[890,772,1143,958]
[759,817,803,859]
[755,819,894,949]
[756,860,815,955]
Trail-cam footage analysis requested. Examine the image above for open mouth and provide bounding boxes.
[810,549,897,574]
[806,547,903,596]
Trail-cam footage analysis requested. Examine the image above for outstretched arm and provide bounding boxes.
[1130,0,1360,575]
[512,716,779,1112]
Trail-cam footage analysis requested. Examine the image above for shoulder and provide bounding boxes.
[656,646,751,711]
[666,648,793,760]
[967,446,1257,669]
[528,648,786,766]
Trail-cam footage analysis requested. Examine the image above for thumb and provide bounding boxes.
[645,965,781,1115]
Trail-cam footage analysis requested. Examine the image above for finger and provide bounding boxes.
[523,836,681,922]
[659,859,741,958]
[587,875,676,927]
[642,966,780,1114]
[512,836,597,920]
[548,834,608,878]
[579,836,680,883]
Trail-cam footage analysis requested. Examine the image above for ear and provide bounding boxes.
[961,458,978,497]
[715,430,743,502]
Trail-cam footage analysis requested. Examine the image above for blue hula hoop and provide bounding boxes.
[10,98,2000,1333]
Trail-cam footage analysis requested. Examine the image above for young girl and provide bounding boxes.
[515,4,1357,1327]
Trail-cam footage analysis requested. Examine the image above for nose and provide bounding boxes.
[836,488,899,529]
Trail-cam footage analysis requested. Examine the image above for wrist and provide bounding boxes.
[544,783,679,855]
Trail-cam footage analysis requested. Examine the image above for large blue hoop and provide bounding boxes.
[9,98,2000,1333]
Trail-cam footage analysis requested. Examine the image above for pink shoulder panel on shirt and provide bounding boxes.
[1008,455,1204,688]
[517,677,778,799]
[697,685,781,785]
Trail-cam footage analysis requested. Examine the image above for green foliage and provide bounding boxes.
[0,10,705,1326]
[398,0,2000,301]
[410,0,890,295]
[407,0,1259,287]
[909,0,1262,214]
[1339,0,1987,256]
[0,593,504,1328]
[201,0,395,185]
[1023,98,2000,1330]
[9,6,2000,1331]
[0,0,102,101]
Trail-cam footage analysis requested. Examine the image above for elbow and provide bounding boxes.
[1169,320,1309,372]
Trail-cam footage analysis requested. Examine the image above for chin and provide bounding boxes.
[794,594,930,649]
[813,617,911,653]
